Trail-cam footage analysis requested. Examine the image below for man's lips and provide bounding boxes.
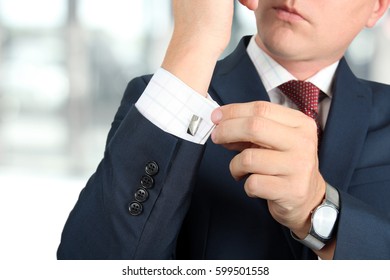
[274,6,306,22]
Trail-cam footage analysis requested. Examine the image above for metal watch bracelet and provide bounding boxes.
[290,183,340,251]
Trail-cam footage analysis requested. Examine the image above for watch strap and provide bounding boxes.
[290,183,340,251]
[290,231,326,251]
[326,183,339,209]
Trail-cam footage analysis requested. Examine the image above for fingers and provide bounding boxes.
[229,148,289,180]
[211,101,318,151]
[212,101,307,127]
[243,174,286,201]
[211,115,306,151]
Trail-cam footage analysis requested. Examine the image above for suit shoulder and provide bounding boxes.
[359,79,390,95]
[359,78,390,106]
[359,79,390,124]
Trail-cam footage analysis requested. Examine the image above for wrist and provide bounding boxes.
[162,34,222,96]
[291,180,327,239]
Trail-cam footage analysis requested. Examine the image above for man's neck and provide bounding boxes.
[254,35,341,81]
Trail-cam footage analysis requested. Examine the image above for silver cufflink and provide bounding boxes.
[187,115,202,136]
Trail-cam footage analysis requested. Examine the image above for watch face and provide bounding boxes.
[312,205,338,239]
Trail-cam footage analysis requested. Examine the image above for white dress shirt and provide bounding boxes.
[135,36,339,144]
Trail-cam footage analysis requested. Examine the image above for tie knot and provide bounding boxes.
[278,80,323,144]
[278,80,320,119]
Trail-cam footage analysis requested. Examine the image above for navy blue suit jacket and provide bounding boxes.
[57,36,390,260]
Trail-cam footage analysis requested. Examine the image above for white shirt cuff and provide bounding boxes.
[135,68,219,144]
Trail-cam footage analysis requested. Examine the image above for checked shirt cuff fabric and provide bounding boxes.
[135,68,219,144]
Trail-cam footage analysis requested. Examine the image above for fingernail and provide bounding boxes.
[211,108,223,124]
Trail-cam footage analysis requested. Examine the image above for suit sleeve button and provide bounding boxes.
[145,161,159,176]
[129,201,143,216]
[134,188,149,203]
[140,174,154,189]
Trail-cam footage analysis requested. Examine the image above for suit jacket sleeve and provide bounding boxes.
[57,75,205,259]
[300,190,390,260]
[334,190,390,259]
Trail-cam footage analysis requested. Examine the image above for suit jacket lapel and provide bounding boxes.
[210,37,270,105]
[319,58,372,192]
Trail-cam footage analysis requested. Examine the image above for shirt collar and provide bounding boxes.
[246,36,339,98]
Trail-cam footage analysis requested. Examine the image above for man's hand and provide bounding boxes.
[162,0,258,95]
[211,101,326,238]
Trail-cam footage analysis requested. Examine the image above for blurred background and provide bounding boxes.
[0,0,389,261]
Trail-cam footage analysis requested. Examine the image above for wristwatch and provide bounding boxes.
[291,183,340,251]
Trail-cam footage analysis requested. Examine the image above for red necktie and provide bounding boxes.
[278,80,322,141]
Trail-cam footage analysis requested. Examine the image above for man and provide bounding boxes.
[57,0,390,259]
